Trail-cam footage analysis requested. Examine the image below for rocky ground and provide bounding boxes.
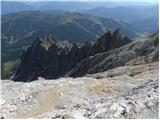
[0,62,159,119]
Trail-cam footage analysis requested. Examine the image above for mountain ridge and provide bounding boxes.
[12,29,131,82]
[67,32,159,77]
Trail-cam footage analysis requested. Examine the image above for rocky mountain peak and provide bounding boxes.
[104,30,112,37]
[40,36,70,50]
[92,29,131,55]
[113,28,123,35]
[113,28,123,39]
[67,32,159,77]
[12,29,131,82]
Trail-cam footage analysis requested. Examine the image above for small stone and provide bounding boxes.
[83,111,92,117]
[74,104,81,108]
[148,95,151,98]
[61,113,74,119]
[121,109,127,115]
[52,114,61,119]
[0,115,6,119]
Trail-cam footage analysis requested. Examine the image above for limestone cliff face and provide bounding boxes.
[12,29,131,82]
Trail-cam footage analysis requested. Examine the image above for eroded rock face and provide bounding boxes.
[1,62,159,119]
[12,29,131,82]
[91,29,130,55]
[12,36,91,81]
[68,32,159,77]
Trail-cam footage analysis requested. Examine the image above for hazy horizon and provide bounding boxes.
[1,0,159,3]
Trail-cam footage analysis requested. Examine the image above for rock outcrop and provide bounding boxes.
[68,32,159,77]
[12,36,89,82]
[12,29,131,82]
[91,29,130,55]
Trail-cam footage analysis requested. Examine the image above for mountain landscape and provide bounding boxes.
[83,6,159,33]
[1,11,139,78]
[0,0,159,119]
[1,31,159,119]
[1,2,158,79]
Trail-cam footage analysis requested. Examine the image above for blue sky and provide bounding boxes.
[2,0,159,2]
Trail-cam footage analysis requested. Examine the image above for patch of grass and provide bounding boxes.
[2,59,20,79]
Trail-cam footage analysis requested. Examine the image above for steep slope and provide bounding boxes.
[12,29,131,82]
[67,32,159,77]
[1,11,138,79]
[1,62,159,119]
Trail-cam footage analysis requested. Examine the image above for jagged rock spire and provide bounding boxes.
[12,29,131,82]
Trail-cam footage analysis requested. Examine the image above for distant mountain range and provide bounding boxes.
[2,1,157,15]
[2,11,138,42]
[83,6,158,22]
[83,6,159,33]
[2,1,158,34]
[2,11,139,79]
